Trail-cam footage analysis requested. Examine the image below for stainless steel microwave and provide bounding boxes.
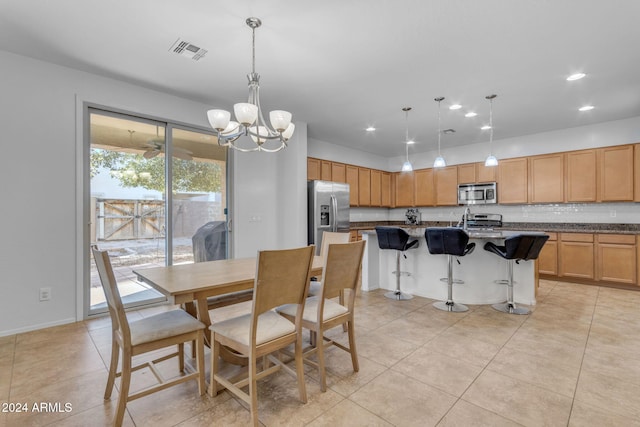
[458,182,497,205]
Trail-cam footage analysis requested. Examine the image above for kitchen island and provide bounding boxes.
[361,228,545,306]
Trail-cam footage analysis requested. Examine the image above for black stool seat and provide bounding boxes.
[484,234,549,315]
[375,227,419,300]
[426,227,475,257]
[425,227,475,312]
[483,234,548,262]
[375,226,419,252]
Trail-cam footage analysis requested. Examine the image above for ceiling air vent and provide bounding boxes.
[169,38,208,61]
[443,129,456,134]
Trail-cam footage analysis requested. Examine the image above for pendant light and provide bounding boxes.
[401,107,414,172]
[484,94,498,167]
[433,97,446,168]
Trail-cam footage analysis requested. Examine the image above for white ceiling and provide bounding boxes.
[1,0,639,158]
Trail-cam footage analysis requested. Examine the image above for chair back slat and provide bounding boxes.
[321,240,366,301]
[252,246,315,316]
[91,245,131,344]
[319,231,351,261]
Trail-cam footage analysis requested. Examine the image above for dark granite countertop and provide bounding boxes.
[350,221,640,235]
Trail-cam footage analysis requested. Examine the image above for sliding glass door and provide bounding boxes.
[87,109,228,315]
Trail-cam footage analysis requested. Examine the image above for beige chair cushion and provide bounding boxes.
[130,310,205,347]
[210,311,296,347]
[277,296,348,323]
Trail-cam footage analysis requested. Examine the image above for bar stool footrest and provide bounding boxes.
[439,277,464,284]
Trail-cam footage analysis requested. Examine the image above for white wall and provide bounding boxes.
[308,137,390,171]
[0,50,308,336]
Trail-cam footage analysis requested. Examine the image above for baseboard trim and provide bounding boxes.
[0,317,77,337]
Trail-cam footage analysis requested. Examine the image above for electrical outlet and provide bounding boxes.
[39,287,51,301]
[610,210,617,218]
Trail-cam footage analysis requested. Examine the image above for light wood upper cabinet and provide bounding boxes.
[307,158,321,181]
[566,149,597,202]
[537,232,558,276]
[331,162,346,183]
[476,162,497,183]
[381,172,391,207]
[558,233,594,279]
[529,153,564,203]
[415,169,435,206]
[370,170,381,206]
[498,157,528,204]
[346,165,359,206]
[596,234,637,285]
[635,144,640,202]
[434,166,458,206]
[598,145,634,202]
[457,164,476,184]
[395,171,415,207]
[358,168,371,206]
[321,160,332,181]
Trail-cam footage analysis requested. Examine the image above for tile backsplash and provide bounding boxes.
[351,203,639,225]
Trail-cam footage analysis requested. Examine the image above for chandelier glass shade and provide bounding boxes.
[401,107,413,172]
[207,17,294,152]
[484,94,498,166]
[433,96,446,168]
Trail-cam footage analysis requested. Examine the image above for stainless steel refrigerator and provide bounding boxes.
[308,180,350,255]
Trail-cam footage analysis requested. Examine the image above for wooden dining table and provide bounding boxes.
[133,255,324,348]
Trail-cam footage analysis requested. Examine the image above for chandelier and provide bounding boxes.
[207,18,294,152]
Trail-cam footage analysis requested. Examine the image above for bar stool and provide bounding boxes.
[375,226,419,300]
[483,234,549,315]
[425,227,476,312]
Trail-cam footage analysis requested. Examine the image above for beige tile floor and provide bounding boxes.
[2,279,640,426]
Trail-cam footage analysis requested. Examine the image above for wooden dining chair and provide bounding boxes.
[276,240,366,392]
[91,245,206,427]
[308,231,351,297]
[209,245,315,427]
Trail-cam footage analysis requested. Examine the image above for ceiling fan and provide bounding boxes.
[143,140,193,160]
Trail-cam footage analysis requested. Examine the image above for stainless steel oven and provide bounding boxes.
[458,182,497,205]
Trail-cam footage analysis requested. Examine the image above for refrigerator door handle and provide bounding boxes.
[330,194,337,232]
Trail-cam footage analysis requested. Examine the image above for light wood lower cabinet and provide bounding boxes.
[541,232,639,286]
[537,232,558,275]
[596,234,637,285]
[558,233,594,279]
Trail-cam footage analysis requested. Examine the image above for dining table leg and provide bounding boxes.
[194,297,248,366]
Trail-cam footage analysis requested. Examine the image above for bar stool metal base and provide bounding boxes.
[385,290,413,300]
[492,302,530,315]
[433,300,468,312]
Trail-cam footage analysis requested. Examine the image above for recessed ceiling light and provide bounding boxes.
[465,112,477,118]
[481,125,492,130]
[406,139,416,145]
[449,104,462,110]
[579,105,594,111]
[365,126,376,132]
[567,73,586,81]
